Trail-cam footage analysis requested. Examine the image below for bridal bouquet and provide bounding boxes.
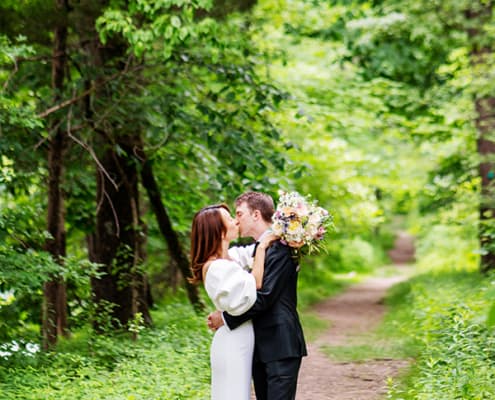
[271,191,332,255]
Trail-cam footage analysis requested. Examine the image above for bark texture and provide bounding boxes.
[42,0,69,350]
[74,0,152,330]
[467,2,495,272]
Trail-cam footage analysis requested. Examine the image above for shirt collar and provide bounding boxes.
[257,229,271,243]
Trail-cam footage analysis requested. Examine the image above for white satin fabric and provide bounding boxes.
[228,244,256,272]
[205,258,257,400]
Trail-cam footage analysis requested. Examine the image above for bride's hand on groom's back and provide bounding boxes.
[207,310,224,331]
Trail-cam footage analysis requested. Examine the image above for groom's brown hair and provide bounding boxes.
[235,191,274,223]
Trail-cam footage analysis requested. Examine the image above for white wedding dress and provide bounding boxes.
[205,245,256,400]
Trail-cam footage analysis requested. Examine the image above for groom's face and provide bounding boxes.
[235,202,256,238]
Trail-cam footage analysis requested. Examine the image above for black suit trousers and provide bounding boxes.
[252,357,302,400]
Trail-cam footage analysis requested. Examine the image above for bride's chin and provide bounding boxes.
[228,232,239,242]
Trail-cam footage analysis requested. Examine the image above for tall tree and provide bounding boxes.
[69,0,152,329]
[42,0,70,349]
[466,1,495,272]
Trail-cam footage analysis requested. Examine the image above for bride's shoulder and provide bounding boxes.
[206,258,238,275]
[209,258,239,269]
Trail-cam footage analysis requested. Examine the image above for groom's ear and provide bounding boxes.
[252,209,261,220]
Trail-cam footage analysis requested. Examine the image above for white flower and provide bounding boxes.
[272,220,284,236]
[10,341,20,352]
[25,343,40,354]
[0,350,11,358]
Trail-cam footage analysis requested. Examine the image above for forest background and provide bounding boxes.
[1,0,495,398]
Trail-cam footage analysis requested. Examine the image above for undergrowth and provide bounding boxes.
[0,303,211,400]
[385,269,495,399]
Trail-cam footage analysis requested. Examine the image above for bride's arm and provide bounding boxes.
[251,233,278,289]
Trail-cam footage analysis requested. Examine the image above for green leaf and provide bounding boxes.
[170,16,181,29]
[487,301,495,329]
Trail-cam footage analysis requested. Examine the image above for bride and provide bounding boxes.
[189,203,276,400]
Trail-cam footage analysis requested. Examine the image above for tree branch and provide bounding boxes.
[37,65,141,119]
[68,132,119,190]
[2,56,19,91]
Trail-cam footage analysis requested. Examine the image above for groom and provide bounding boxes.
[208,191,307,400]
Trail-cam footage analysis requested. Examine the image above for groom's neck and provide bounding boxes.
[252,222,271,241]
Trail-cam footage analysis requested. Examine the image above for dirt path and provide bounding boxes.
[295,232,414,400]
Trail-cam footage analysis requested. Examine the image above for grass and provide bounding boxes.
[321,337,415,363]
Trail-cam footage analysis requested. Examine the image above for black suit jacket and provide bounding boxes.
[223,241,307,363]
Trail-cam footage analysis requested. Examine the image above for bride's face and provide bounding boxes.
[220,208,239,242]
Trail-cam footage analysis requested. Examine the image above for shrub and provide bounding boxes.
[415,224,479,272]
[386,271,495,399]
[338,237,380,272]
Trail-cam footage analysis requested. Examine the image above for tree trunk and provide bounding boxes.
[42,0,69,350]
[476,97,495,273]
[136,144,204,311]
[89,136,152,330]
[467,2,495,272]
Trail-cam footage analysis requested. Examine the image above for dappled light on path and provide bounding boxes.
[296,275,410,400]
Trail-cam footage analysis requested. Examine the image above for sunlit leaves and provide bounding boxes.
[0,35,34,66]
[97,0,214,59]
[0,35,41,131]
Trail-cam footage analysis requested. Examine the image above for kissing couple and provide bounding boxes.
[189,191,307,400]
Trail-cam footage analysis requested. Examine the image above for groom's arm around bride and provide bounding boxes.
[210,191,307,400]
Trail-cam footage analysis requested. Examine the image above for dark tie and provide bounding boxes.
[252,241,260,257]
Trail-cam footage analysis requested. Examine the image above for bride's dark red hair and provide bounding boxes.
[189,203,230,285]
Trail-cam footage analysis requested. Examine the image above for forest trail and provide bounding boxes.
[295,232,414,400]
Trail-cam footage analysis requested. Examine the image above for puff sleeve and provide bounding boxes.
[228,244,256,271]
[204,259,256,316]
